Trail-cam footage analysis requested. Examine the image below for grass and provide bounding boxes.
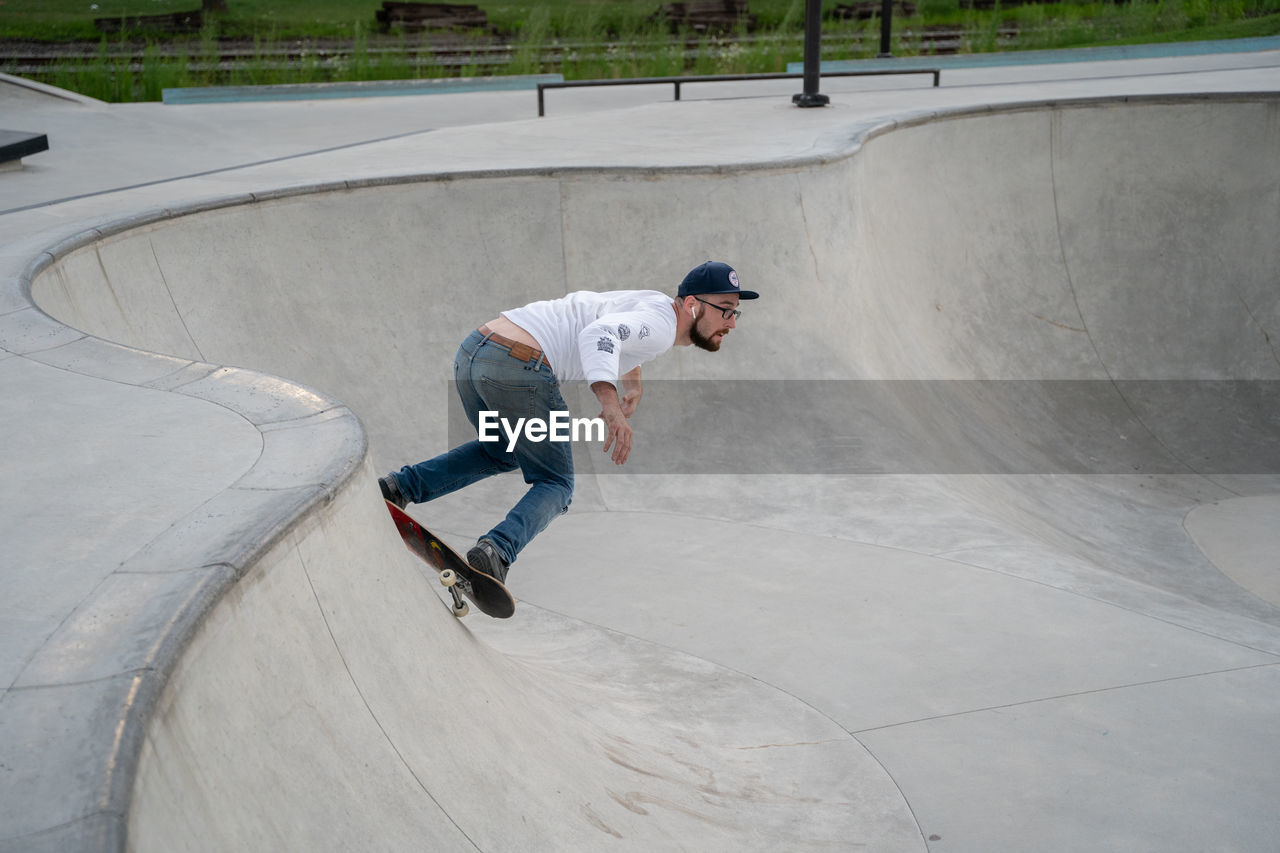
[2,0,1278,101]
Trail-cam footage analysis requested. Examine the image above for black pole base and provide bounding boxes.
[792,92,831,108]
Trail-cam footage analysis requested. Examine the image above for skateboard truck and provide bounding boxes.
[439,569,469,617]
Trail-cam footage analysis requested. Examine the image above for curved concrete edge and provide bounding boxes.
[1,89,1277,851]
[851,90,1280,147]
[1,257,367,848]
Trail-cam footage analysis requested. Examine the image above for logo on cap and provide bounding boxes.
[728,270,740,289]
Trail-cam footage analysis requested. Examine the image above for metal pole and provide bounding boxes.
[878,0,893,57]
[792,0,829,108]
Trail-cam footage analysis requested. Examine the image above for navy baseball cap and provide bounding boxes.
[677,261,759,300]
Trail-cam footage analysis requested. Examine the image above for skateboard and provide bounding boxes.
[385,500,516,619]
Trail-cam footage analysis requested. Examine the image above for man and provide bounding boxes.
[380,261,758,584]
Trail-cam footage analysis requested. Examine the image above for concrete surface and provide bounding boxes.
[2,43,1279,853]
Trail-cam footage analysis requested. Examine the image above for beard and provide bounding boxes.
[690,318,724,352]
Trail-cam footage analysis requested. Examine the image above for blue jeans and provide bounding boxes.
[392,330,573,567]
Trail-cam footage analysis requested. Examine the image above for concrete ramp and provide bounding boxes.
[7,88,1280,851]
[124,474,907,850]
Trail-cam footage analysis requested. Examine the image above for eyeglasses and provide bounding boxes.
[693,297,742,321]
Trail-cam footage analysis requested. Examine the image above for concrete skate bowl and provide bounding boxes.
[15,93,1280,850]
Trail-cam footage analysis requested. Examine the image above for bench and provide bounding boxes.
[0,130,49,171]
[95,9,204,34]
[651,0,758,34]
[830,1,918,20]
[375,2,495,33]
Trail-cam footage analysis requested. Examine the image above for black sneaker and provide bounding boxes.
[379,474,407,509]
[467,538,509,584]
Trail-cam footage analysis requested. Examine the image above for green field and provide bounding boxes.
[2,0,1278,101]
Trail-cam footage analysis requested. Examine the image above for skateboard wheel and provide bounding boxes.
[440,569,457,588]
[452,601,469,617]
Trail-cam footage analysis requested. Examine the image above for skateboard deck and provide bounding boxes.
[386,500,515,619]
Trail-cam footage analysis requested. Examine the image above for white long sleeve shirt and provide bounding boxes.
[502,290,678,388]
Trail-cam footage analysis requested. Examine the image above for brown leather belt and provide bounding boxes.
[478,324,545,365]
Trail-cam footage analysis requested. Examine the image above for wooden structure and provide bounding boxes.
[95,9,203,34]
[651,0,758,34]
[375,2,495,33]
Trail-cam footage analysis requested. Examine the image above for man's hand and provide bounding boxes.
[592,381,633,465]
[619,366,643,419]
[619,390,641,419]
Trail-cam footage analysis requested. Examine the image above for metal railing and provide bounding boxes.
[537,68,940,116]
